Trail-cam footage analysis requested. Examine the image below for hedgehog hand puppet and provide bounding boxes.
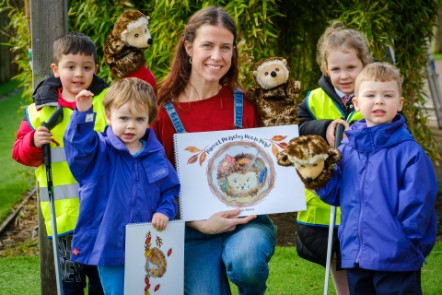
[277,135,341,190]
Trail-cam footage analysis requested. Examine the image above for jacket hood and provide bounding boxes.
[104,126,164,156]
[345,114,414,153]
[32,74,108,109]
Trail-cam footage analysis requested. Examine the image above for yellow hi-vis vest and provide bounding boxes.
[26,90,107,237]
[298,88,363,227]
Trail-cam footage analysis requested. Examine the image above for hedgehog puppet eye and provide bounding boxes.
[134,33,139,38]
[264,72,269,76]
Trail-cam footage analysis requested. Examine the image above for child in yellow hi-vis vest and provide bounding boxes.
[12,32,106,295]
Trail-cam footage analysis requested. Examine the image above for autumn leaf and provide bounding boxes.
[272,143,279,156]
[199,152,207,166]
[185,146,201,153]
[271,135,287,142]
[277,142,288,150]
[187,154,198,164]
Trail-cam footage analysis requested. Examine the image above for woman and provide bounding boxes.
[152,6,276,295]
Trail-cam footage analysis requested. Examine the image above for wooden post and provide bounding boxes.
[29,0,68,294]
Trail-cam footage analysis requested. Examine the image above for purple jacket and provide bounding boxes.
[317,114,437,271]
[64,108,180,266]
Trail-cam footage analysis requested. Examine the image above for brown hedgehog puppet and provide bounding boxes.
[247,57,302,126]
[104,9,157,90]
[277,135,341,190]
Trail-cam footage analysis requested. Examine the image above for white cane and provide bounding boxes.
[323,123,344,295]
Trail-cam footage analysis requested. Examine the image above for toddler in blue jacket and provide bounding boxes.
[64,78,180,294]
[317,62,438,294]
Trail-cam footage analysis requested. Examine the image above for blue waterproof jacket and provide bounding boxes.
[64,108,180,266]
[317,114,437,271]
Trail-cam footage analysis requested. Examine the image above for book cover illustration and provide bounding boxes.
[124,221,185,295]
[174,125,306,221]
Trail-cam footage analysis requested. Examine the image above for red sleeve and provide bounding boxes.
[12,119,44,167]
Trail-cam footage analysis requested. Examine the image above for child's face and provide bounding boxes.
[326,48,364,95]
[105,103,149,153]
[353,80,404,127]
[51,53,97,102]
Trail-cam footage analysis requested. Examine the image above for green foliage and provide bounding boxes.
[1,0,441,161]
[0,0,33,101]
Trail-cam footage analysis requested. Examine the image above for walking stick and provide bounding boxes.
[42,105,64,295]
[323,123,344,295]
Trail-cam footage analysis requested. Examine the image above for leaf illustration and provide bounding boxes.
[185,146,201,153]
[187,154,198,164]
[277,142,288,150]
[271,135,287,142]
[199,152,207,166]
[272,143,279,156]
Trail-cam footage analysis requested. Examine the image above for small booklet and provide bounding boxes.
[124,220,185,295]
[174,125,306,221]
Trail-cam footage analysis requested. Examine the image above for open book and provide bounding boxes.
[174,125,306,221]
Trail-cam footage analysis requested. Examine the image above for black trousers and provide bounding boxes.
[346,267,422,295]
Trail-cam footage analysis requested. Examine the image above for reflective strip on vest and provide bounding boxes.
[39,183,79,202]
[51,147,66,163]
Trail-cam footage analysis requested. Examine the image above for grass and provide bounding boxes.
[0,81,35,221]
[0,244,441,295]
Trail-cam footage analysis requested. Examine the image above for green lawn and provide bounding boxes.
[0,81,35,221]
[0,243,441,295]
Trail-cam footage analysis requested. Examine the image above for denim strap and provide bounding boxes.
[164,89,243,133]
[233,88,243,129]
[164,102,186,133]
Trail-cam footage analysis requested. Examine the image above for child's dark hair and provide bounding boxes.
[317,21,372,75]
[103,78,157,124]
[52,32,97,65]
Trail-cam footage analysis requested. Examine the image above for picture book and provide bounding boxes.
[124,221,185,295]
[173,125,306,221]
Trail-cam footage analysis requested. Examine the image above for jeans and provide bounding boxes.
[184,215,276,295]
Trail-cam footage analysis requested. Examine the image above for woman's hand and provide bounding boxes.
[152,212,169,231]
[326,119,349,146]
[187,209,256,235]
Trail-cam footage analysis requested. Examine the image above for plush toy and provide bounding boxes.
[247,56,302,126]
[104,9,157,90]
[277,135,341,190]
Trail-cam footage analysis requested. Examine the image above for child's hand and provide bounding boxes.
[326,119,349,146]
[152,213,169,231]
[75,90,94,112]
[33,126,52,148]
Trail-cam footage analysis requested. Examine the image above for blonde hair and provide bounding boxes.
[103,78,157,124]
[317,21,372,75]
[355,62,402,96]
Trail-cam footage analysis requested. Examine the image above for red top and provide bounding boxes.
[126,65,157,93]
[12,89,75,167]
[152,86,257,168]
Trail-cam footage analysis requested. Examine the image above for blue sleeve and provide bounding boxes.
[63,108,104,183]
[397,149,438,257]
[154,160,181,220]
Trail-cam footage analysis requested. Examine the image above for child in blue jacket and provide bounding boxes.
[317,62,438,294]
[64,78,180,294]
